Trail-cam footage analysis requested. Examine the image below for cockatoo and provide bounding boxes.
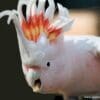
[0,0,100,100]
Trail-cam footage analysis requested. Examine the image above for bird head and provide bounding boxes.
[0,0,73,94]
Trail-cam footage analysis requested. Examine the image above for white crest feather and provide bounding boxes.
[31,0,37,16]
[17,0,28,22]
[45,0,55,21]
[26,0,34,20]
[37,0,46,14]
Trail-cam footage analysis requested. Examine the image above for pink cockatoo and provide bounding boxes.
[0,0,100,100]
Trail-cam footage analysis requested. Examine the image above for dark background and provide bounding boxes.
[0,0,99,100]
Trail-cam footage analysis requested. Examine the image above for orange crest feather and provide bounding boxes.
[21,12,61,42]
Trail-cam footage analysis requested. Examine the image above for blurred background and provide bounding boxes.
[55,0,100,36]
[0,0,99,100]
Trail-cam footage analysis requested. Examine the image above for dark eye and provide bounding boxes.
[47,62,50,67]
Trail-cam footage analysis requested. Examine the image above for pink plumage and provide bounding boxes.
[0,0,100,100]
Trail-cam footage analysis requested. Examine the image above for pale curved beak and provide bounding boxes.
[23,65,42,92]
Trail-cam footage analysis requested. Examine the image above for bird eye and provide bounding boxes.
[47,62,50,67]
